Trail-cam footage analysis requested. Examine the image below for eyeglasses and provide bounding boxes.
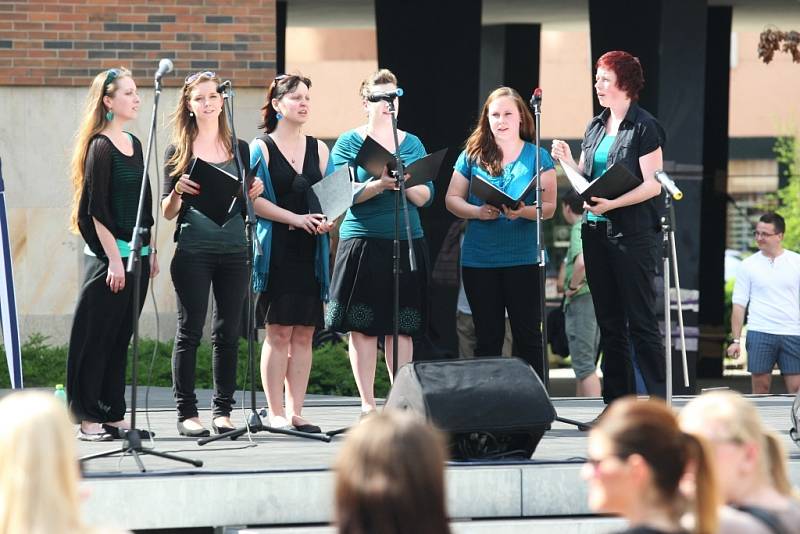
[103,68,120,89]
[584,453,627,471]
[184,71,216,85]
[753,231,780,238]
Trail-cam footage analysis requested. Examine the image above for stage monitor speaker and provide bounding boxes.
[385,357,555,460]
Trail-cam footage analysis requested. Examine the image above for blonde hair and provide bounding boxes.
[334,410,451,534]
[0,392,85,534]
[680,390,793,495]
[358,68,398,101]
[69,67,132,234]
[465,87,535,177]
[166,72,233,177]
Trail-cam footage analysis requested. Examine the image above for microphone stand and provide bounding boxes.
[530,93,590,431]
[81,72,203,471]
[198,82,330,445]
[387,97,417,382]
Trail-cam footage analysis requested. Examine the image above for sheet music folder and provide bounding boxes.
[184,157,242,226]
[307,165,354,221]
[469,175,537,210]
[560,161,642,206]
[354,135,447,188]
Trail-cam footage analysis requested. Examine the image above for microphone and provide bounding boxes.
[154,58,173,81]
[530,87,542,110]
[216,80,232,93]
[655,170,684,200]
[367,88,404,102]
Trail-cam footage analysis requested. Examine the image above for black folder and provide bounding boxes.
[469,174,537,210]
[354,135,446,188]
[561,162,642,206]
[184,157,242,226]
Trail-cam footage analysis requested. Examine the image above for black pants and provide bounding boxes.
[462,264,543,380]
[581,222,666,403]
[171,249,248,420]
[67,253,150,423]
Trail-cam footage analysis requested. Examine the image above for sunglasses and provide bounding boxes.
[184,71,217,85]
[103,68,120,89]
[271,74,312,89]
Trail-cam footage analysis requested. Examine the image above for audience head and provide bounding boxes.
[561,190,585,223]
[755,212,786,251]
[679,390,792,503]
[260,73,312,133]
[0,391,85,534]
[595,50,644,102]
[585,397,718,534]
[334,410,451,534]
[465,87,535,177]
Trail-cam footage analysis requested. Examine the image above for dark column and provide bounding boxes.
[480,24,541,104]
[589,0,711,393]
[276,0,287,75]
[375,0,483,358]
[698,6,732,377]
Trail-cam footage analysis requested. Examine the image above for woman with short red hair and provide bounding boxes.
[551,51,666,405]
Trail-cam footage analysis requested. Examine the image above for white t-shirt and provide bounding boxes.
[732,249,800,336]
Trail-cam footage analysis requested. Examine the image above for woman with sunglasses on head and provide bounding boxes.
[67,67,158,441]
[327,69,433,417]
[445,86,557,380]
[585,398,719,534]
[249,74,333,432]
[551,51,666,405]
[162,71,264,437]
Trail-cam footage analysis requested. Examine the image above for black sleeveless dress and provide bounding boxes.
[255,135,324,327]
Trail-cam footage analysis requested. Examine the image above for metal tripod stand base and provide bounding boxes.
[197,410,332,445]
[80,429,203,472]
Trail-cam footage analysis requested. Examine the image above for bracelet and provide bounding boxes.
[174,181,183,195]
[567,282,582,291]
[730,339,740,344]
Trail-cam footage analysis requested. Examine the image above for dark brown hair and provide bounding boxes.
[334,410,451,534]
[596,51,645,101]
[259,73,312,133]
[465,87,535,177]
[594,398,719,534]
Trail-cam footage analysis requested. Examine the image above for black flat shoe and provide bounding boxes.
[293,423,322,434]
[102,424,155,440]
[176,420,210,437]
[211,420,238,440]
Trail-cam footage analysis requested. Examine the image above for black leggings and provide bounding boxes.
[67,253,150,423]
[462,264,543,379]
[170,248,248,420]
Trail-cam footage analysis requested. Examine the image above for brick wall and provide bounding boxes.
[0,0,276,87]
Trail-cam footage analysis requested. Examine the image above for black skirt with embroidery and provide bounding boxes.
[325,237,429,337]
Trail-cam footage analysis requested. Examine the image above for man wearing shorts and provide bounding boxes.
[729,212,800,394]
[562,192,601,396]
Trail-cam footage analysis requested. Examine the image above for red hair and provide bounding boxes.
[596,51,644,101]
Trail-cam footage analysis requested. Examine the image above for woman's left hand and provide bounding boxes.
[502,201,525,220]
[316,218,335,235]
[586,197,615,216]
[149,251,160,278]
[248,178,265,200]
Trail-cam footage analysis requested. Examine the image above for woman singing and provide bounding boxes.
[250,74,333,432]
[67,67,158,441]
[162,71,264,437]
[327,69,433,417]
[551,51,666,403]
[445,87,557,380]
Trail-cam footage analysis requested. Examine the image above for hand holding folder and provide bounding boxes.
[182,157,242,226]
[354,135,447,188]
[559,161,642,206]
[469,174,537,210]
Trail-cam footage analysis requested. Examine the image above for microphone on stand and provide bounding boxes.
[216,80,232,94]
[154,58,173,82]
[530,87,542,111]
[367,88,404,102]
[655,170,684,200]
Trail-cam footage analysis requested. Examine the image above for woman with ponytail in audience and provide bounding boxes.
[585,398,719,534]
[163,71,264,437]
[680,391,800,533]
[67,67,158,441]
[250,73,333,432]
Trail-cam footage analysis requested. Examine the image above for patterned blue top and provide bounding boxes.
[454,142,554,268]
[331,129,433,240]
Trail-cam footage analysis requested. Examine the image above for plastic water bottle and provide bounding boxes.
[54,384,67,404]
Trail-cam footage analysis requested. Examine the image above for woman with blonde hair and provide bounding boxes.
[327,69,434,416]
[163,71,264,437]
[67,67,158,441]
[679,390,800,533]
[0,391,125,533]
[585,398,719,534]
[445,86,557,380]
[334,410,451,534]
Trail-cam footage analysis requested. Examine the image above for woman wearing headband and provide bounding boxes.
[250,73,333,432]
[163,71,264,437]
[67,67,158,441]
